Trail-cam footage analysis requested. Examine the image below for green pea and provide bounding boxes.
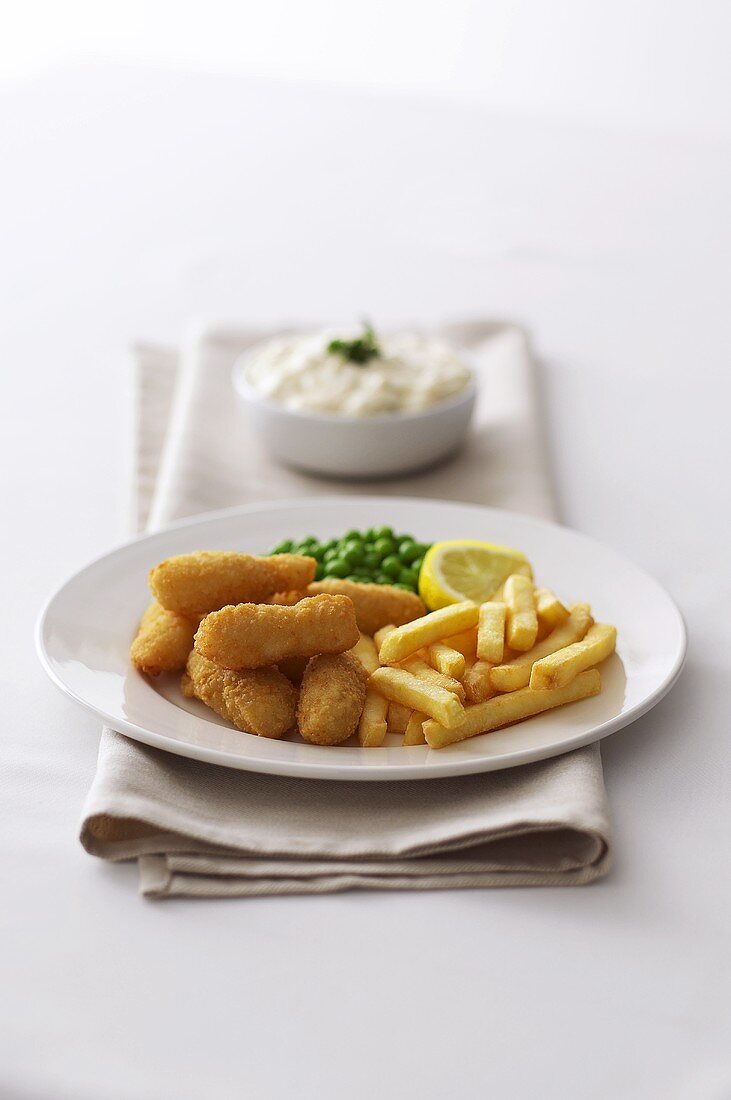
[272,539,294,554]
[354,573,373,584]
[324,559,349,579]
[343,528,361,541]
[392,582,414,591]
[414,543,431,557]
[343,538,364,555]
[363,549,381,571]
[323,539,338,552]
[398,540,420,564]
[306,545,325,562]
[398,567,419,587]
[345,573,363,583]
[314,563,325,580]
[364,527,377,541]
[323,547,339,562]
[373,537,396,558]
[341,546,364,568]
[375,572,392,585]
[373,525,394,541]
[380,555,402,579]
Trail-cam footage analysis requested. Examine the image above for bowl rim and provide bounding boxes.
[232,348,478,426]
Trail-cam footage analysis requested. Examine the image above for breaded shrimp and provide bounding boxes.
[195,594,360,670]
[183,650,297,740]
[130,601,199,676]
[149,551,316,616]
[297,653,367,746]
[306,579,425,635]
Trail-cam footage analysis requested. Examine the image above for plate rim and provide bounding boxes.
[36,496,688,781]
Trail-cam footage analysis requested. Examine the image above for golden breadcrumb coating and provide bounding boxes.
[130,601,199,676]
[267,589,309,606]
[266,581,424,634]
[195,594,360,670]
[149,552,316,616]
[184,650,297,739]
[307,579,425,635]
[297,652,368,746]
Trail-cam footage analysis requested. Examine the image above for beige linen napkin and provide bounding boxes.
[81,322,611,897]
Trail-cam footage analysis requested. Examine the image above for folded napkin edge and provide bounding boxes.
[80,806,609,872]
[138,860,611,900]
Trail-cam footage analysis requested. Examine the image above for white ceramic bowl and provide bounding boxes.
[232,361,478,478]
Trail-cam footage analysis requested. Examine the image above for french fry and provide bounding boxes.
[358,691,389,747]
[403,711,427,746]
[530,623,617,691]
[490,604,593,692]
[476,602,506,664]
[387,702,412,734]
[349,632,380,675]
[535,587,569,630]
[374,624,397,655]
[462,660,496,704]
[370,667,466,728]
[400,656,466,701]
[424,669,602,748]
[379,602,479,664]
[428,643,466,680]
[442,628,478,660]
[504,574,538,652]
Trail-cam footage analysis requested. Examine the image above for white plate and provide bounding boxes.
[36,497,686,781]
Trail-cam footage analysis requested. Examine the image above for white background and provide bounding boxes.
[1,3,731,1099]
[4,0,731,136]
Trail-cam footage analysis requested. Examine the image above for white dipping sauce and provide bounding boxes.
[244,329,473,417]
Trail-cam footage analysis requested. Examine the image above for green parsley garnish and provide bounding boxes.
[326,322,381,365]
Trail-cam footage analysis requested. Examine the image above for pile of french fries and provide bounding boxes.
[353,574,616,749]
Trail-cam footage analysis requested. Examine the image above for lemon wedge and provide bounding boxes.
[418,539,533,610]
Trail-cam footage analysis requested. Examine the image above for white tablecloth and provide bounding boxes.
[2,63,729,1100]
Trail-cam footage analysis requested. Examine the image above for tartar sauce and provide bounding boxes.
[243,329,473,417]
